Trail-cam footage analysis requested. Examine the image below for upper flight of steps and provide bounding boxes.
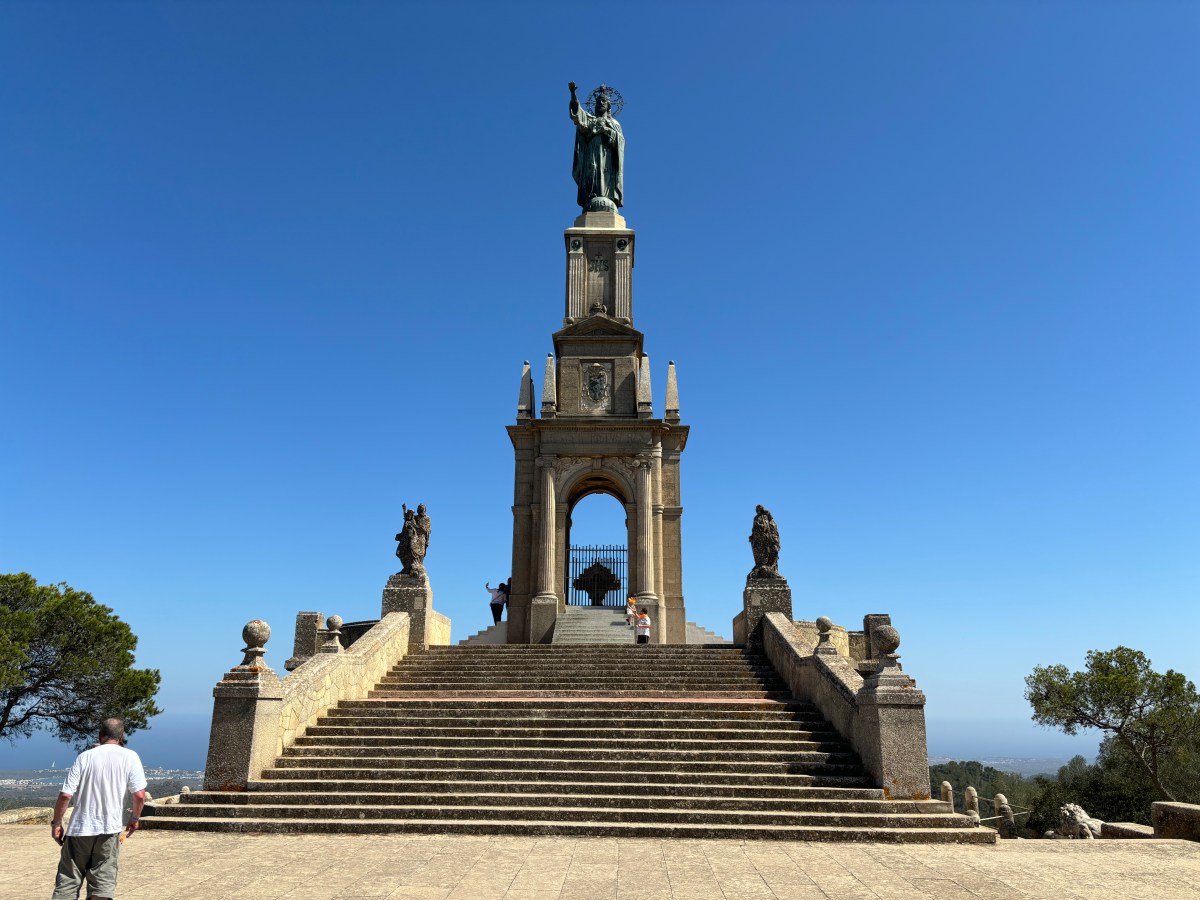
[458,605,732,646]
[148,645,993,842]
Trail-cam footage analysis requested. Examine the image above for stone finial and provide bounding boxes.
[541,353,557,418]
[637,354,652,418]
[964,786,980,823]
[235,620,271,671]
[814,616,837,655]
[940,781,954,808]
[993,793,1008,816]
[320,615,343,654]
[517,360,534,422]
[872,624,901,670]
[665,360,680,424]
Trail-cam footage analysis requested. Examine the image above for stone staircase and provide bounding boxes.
[551,606,633,644]
[149,645,992,842]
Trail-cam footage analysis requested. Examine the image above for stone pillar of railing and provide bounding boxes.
[940,780,954,811]
[203,620,283,791]
[994,794,1017,838]
[853,624,931,799]
[381,541,438,653]
[814,616,838,656]
[319,615,343,653]
[964,786,981,824]
[284,611,324,671]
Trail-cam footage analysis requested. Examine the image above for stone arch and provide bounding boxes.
[556,459,638,607]
[556,458,636,511]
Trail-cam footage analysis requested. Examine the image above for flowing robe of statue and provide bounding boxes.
[411,504,431,572]
[570,104,624,209]
[395,508,416,574]
[749,505,781,579]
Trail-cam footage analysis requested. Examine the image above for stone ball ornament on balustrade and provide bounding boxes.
[872,624,901,656]
[243,619,270,648]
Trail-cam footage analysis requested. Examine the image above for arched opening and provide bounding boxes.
[565,485,629,607]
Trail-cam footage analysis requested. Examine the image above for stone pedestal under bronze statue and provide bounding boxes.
[505,205,688,642]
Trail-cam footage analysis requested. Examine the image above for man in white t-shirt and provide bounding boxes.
[50,718,147,900]
[635,609,652,644]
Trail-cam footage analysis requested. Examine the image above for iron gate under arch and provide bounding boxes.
[566,544,628,607]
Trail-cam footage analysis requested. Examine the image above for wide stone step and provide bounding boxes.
[280,741,860,762]
[145,815,996,843]
[260,768,873,787]
[243,778,886,801]
[367,689,793,700]
[380,672,784,684]
[380,674,785,685]
[292,734,852,754]
[328,703,821,721]
[422,648,753,657]
[158,801,975,831]
[270,755,867,777]
[389,660,778,671]
[182,790,949,815]
[371,683,788,694]
[305,724,843,741]
[314,720,830,734]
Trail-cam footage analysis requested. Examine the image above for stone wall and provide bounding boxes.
[427,610,452,648]
[275,612,411,755]
[761,612,863,752]
[1153,802,1200,841]
[760,611,931,800]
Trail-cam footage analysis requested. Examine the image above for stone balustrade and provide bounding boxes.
[759,611,931,800]
[203,610,435,791]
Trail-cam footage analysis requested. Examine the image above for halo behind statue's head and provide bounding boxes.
[585,84,624,116]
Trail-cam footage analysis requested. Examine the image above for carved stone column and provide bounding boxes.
[530,456,559,643]
[633,454,663,641]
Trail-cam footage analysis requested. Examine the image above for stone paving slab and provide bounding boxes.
[4,825,1199,899]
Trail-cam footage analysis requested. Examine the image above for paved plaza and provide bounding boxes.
[5,826,1199,899]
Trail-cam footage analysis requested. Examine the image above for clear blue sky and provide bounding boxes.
[2,2,1197,770]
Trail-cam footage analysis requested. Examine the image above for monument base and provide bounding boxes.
[381,572,434,651]
[529,593,558,644]
[740,576,793,646]
[573,208,626,229]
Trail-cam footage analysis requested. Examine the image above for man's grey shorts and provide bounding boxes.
[52,832,121,899]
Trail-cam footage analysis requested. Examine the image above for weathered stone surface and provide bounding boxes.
[203,621,284,791]
[8,828,1200,898]
[1102,821,1155,838]
[285,611,324,672]
[748,505,782,579]
[741,576,793,647]
[394,503,431,577]
[759,612,931,801]
[1155,802,1200,841]
[381,571,438,652]
[1057,802,1102,839]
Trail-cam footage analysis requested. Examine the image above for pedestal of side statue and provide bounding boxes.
[382,572,434,652]
[739,576,793,646]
